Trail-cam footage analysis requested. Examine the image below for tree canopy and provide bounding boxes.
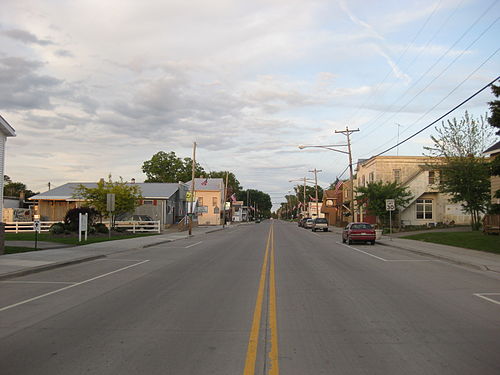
[3,176,37,198]
[207,171,241,194]
[425,112,493,230]
[293,184,324,204]
[74,176,143,220]
[142,151,205,183]
[356,181,413,225]
[236,189,272,218]
[488,83,500,135]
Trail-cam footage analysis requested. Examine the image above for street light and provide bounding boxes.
[298,144,349,154]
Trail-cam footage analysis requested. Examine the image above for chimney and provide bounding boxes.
[131,178,136,184]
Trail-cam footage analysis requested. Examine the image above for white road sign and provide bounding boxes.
[33,220,41,233]
[385,199,395,211]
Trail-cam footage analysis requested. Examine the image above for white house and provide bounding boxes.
[0,115,16,222]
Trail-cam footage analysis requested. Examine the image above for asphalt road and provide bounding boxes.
[0,220,499,374]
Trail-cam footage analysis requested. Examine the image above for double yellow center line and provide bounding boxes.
[243,223,279,375]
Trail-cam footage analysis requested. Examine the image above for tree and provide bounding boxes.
[142,151,205,183]
[73,176,143,224]
[3,180,37,198]
[293,184,324,205]
[208,171,241,194]
[237,189,272,218]
[488,83,500,135]
[356,181,413,226]
[425,112,495,230]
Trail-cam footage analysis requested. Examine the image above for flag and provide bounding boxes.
[334,180,343,194]
[201,178,208,186]
[309,195,318,202]
[230,193,237,202]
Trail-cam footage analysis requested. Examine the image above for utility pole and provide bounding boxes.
[309,168,322,218]
[222,171,228,228]
[246,189,249,222]
[189,142,196,235]
[303,177,307,217]
[335,126,359,222]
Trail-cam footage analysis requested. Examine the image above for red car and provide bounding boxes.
[342,222,376,245]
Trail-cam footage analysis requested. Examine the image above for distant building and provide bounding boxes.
[231,201,244,222]
[0,115,16,222]
[186,178,224,225]
[354,156,471,226]
[483,141,500,205]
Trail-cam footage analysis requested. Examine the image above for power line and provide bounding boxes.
[366,75,499,159]
[352,0,498,140]
[363,48,500,157]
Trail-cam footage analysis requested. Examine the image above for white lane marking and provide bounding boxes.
[473,293,500,305]
[185,241,202,248]
[335,242,438,262]
[0,260,150,313]
[0,281,76,285]
[336,241,388,261]
[99,259,146,262]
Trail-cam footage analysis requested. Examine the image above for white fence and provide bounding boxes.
[112,220,161,233]
[6,221,58,233]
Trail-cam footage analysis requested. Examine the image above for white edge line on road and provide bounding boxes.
[336,241,388,261]
[0,260,150,313]
[473,293,500,305]
[185,241,203,248]
[0,281,76,284]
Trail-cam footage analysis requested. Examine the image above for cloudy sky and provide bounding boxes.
[2,0,499,208]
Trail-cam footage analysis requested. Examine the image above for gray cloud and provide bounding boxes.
[54,49,73,57]
[1,28,54,45]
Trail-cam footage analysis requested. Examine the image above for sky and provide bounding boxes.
[1,0,499,210]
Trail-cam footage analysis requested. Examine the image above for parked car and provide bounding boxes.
[304,218,314,229]
[298,217,309,227]
[312,218,328,232]
[342,222,376,245]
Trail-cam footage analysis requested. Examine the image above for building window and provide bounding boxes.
[198,197,203,206]
[143,200,153,205]
[214,206,219,214]
[212,197,217,206]
[369,172,374,183]
[393,169,401,183]
[428,171,436,185]
[362,175,366,186]
[416,199,432,219]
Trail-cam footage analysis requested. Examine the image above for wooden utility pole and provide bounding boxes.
[222,171,228,228]
[335,127,359,222]
[309,168,322,218]
[189,142,196,235]
[303,177,307,217]
[246,189,250,222]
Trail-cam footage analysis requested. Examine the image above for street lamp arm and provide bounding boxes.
[298,145,349,154]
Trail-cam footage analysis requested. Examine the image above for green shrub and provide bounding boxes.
[64,207,99,232]
[94,223,109,234]
[49,222,65,235]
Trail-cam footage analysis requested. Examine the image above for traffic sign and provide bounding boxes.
[106,193,115,212]
[33,220,41,233]
[385,199,395,211]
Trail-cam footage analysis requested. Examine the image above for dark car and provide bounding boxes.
[298,217,309,227]
[342,222,376,245]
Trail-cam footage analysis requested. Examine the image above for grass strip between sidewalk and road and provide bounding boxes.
[401,231,500,254]
[5,246,37,254]
[5,232,161,246]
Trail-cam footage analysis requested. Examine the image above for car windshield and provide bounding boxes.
[351,223,373,229]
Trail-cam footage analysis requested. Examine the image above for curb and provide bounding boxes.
[377,240,488,271]
[0,254,106,281]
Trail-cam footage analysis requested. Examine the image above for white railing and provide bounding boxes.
[6,221,58,233]
[112,220,161,233]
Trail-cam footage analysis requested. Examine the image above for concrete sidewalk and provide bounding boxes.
[0,224,237,280]
[327,225,500,273]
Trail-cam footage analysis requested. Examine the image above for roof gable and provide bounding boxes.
[0,114,16,137]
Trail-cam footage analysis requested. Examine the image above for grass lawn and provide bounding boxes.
[5,246,38,254]
[5,232,161,246]
[401,231,500,254]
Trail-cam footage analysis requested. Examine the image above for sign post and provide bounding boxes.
[33,219,41,251]
[79,213,88,242]
[106,193,116,239]
[385,199,395,239]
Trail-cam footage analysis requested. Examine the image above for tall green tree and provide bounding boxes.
[356,181,413,226]
[73,176,143,222]
[3,180,37,198]
[142,151,205,183]
[488,83,500,135]
[237,189,272,218]
[425,112,494,230]
[293,184,323,204]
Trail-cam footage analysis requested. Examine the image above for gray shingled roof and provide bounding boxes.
[29,182,180,201]
[483,140,500,155]
[185,178,224,191]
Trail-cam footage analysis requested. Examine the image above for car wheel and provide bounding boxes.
[348,237,352,245]
[371,240,375,245]
[324,229,327,232]
[342,237,346,243]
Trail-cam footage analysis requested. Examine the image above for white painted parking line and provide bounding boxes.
[336,242,439,262]
[185,241,202,248]
[0,281,76,285]
[0,260,150,313]
[473,293,500,305]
